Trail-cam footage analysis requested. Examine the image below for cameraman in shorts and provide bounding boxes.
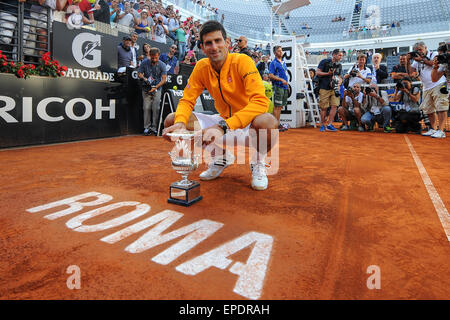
[316,49,344,132]
[392,77,422,133]
[408,41,448,138]
[338,83,365,131]
[360,84,393,132]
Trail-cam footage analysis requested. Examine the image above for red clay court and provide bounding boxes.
[1,128,449,300]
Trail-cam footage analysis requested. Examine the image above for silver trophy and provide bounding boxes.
[167,132,202,206]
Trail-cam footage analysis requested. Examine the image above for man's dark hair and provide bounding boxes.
[332,49,341,56]
[273,45,281,54]
[199,20,227,44]
[149,47,160,56]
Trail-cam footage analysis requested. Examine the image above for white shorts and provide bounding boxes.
[193,112,251,144]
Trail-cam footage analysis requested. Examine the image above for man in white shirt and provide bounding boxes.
[409,41,448,138]
[338,83,365,131]
[344,54,372,88]
[153,16,168,44]
[117,1,135,27]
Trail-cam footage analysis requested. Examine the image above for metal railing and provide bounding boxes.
[0,1,51,64]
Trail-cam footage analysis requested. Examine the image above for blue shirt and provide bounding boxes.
[269,58,289,89]
[159,53,178,74]
[138,59,167,89]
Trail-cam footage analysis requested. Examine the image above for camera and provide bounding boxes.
[331,75,340,97]
[436,53,449,65]
[349,68,359,78]
[364,87,373,95]
[408,51,421,58]
[346,87,355,96]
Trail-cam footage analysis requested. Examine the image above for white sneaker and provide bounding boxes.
[422,129,436,136]
[250,162,269,191]
[199,151,235,181]
[431,130,446,139]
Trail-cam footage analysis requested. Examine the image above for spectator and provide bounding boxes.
[269,45,289,132]
[344,54,372,88]
[175,25,187,59]
[409,41,448,138]
[392,77,422,133]
[117,1,135,27]
[257,55,270,79]
[93,0,110,24]
[220,13,224,24]
[117,36,134,70]
[0,0,32,59]
[129,31,139,68]
[237,36,251,57]
[190,32,201,53]
[138,42,151,63]
[181,50,197,66]
[361,84,393,132]
[138,47,167,136]
[390,54,410,83]
[338,83,365,131]
[109,0,121,24]
[160,44,178,74]
[134,9,152,39]
[30,0,59,57]
[316,49,344,132]
[153,15,169,43]
[371,53,388,85]
[167,11,179,42]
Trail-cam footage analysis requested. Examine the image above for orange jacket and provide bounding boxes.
[174,53,270,130]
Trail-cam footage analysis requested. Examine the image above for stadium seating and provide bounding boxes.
[179,0,450,42]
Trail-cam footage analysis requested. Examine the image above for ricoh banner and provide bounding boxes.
[52,22,169,82]
[0,74,126,148]
[272,36,298,128]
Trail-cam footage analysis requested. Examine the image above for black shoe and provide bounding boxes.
[149,127,158,136]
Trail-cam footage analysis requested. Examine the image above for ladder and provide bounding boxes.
[349,0,364,29]
[295,44,321,128]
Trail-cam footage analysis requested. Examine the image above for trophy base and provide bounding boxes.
[168,181,202,207]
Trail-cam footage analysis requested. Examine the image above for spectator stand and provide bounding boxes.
[0,1,51,65]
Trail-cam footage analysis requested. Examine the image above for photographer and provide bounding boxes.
[338,83,365,131]
[316,49,344,132]
[409,41,448,139]
[138,47,167,136]
[153,16,169,44]
[371,53,388,85]
[431,43,449,83]
[392,77,421,133]
[360,84,393,132]
[391,54,410,84]
[343,54,372,89]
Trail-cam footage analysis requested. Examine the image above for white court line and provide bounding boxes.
[405,136,450,241]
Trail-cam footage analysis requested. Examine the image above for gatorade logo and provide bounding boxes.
[72,33,102,68]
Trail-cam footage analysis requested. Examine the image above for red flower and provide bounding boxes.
[61,66,68,72]
[10,62,15,67]
[17,70,24,78]
[29,64,36,70]
[2,62,7,67]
